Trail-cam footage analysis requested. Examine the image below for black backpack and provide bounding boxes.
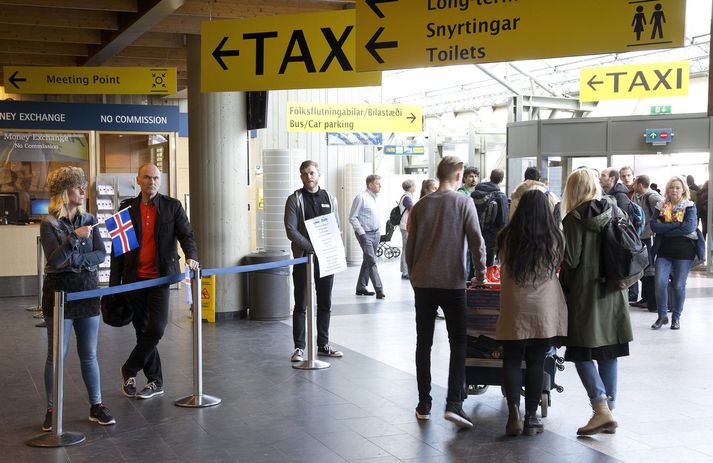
[388,195,406,226]
[472,191,499,231]
[600,205,649,290]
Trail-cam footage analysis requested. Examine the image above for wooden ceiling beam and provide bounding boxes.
[83,0,187,65]
[117,46,186,60]
[0,52,80,66]
[0,25,102,44]
[130,32,185,48]
[0,0,137,12]
[174,0,343,17]
[0,40,89,56]
[0,6,118,30]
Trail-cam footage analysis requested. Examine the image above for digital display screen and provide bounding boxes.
[31,199,50,215]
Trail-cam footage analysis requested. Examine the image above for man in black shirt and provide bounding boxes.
[284,160,343,362]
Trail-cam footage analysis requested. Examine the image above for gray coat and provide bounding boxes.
[284,188,339,258]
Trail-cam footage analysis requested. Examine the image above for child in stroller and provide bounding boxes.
[376,222,401,260]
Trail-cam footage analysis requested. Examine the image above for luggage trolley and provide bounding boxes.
[465,284,565,417]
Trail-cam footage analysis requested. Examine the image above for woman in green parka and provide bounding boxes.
[560,168,633,437]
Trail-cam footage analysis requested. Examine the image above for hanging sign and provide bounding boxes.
[580,61,688,102]
[287,102,421,132]
[355,0,685,72]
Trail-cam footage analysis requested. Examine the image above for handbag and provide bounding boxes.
[100,294,133,327]
[693,228,706,266]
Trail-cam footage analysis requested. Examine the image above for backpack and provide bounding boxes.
[388,195,406,227]
[627,201,645,237]
[472,191,499,232]
[600,205,650,290]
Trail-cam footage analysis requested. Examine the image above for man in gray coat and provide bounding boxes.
[284,160,343,362]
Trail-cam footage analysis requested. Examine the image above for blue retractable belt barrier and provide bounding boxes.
[65,257,308,302]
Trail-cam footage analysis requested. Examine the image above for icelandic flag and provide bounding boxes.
[184,265,193,305]
[105,208,139,257]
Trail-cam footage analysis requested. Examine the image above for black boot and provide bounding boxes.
[651,316,669,330]
[505,403,523,436]
[523,413,544,436]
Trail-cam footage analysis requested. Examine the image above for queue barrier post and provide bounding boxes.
[292,254,330,370]
[175,267,222,408]
[26,291,86,448]
[27,236,44,312]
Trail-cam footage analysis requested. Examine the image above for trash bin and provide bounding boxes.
[245,249,291,320]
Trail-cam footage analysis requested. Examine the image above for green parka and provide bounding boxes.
[560,199,634,348]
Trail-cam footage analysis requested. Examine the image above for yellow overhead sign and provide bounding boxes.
[579,61,689,102]
[355,0,685,72]
[287,102,422,132]
[3,66,176,94]
[201,10,381,92]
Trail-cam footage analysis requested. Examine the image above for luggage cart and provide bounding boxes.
[465,284,564,417]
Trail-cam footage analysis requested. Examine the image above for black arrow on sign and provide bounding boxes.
[365,0,398,18]
[8,70,26,89]
[212,36,240,71]
[587,74,603,91]
[366,27,397,64]
[406,113,416,123]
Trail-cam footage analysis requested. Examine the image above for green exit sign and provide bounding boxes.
[651,105,672,115]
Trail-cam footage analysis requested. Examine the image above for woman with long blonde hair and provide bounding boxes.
[650,176,701,330]
[560,168,633,436]
[39,167,115,431]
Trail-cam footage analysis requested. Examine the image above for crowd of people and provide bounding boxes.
[38,159,707,440]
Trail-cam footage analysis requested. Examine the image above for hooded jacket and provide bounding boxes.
[560,198,633,349]
[471,181,509,242]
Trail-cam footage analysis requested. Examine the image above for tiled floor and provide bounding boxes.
[2,260,712,462]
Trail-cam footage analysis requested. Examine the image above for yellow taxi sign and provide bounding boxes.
[355,0,685,72]
[287,102,422,132]
[201,10,381,92]
[3,66,176,94]
[580,61,689,102]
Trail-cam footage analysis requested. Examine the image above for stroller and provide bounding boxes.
[376,222,401,260]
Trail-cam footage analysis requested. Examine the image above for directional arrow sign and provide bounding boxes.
[201,10,381,92]
[287,102,422,132]
[355,0,684,72]
[3,66,176,94]
[579,61,689,102]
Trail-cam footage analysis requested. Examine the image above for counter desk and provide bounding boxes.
[0,223,41,297]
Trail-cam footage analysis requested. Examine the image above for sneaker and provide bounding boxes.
[89,403,116,426]
[290,348,304,362]
[444,403,473,429]
[121,373,137,398]
[136,381,164,399]
[436,308,445,319]
[42,408,52,432]
[415,402,431,420]
[318,344,343,357]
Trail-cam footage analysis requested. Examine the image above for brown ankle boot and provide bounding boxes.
[577,401,618,436]
[505,403,523,436]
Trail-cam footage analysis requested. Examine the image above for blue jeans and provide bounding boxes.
[45,315,102,408]
[575,359,618,410]
[655,257,693,320]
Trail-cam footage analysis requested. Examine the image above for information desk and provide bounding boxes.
[0,223,41,297]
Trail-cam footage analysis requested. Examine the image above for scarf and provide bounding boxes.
[660,200,686,223]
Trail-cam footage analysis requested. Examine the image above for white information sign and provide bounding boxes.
[304,213,347,278]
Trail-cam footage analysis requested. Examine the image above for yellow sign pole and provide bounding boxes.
[355,0,685,72]
[287,102,422,132]
[201,10,381,92]
[580,61,689,102]
[3,66,177,95]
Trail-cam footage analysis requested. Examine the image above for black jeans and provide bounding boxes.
[501,342,547,415]
[293,257,334,350]
[414,287,467,405]
[123,282,170,386]
[485,241,496,267]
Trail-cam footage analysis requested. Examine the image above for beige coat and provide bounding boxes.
[495,267,568,341]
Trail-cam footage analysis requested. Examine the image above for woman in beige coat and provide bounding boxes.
[496,189,568,437]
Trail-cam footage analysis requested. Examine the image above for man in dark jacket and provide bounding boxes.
[110,163,198,400]
[471,168,509,266]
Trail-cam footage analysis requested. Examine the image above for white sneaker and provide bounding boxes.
[290,348,304,362]
[436,308,445,319]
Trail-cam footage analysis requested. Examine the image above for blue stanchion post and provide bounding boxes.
[175,267,222,408]
[293,254,330,370]
[26,291,86,448]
